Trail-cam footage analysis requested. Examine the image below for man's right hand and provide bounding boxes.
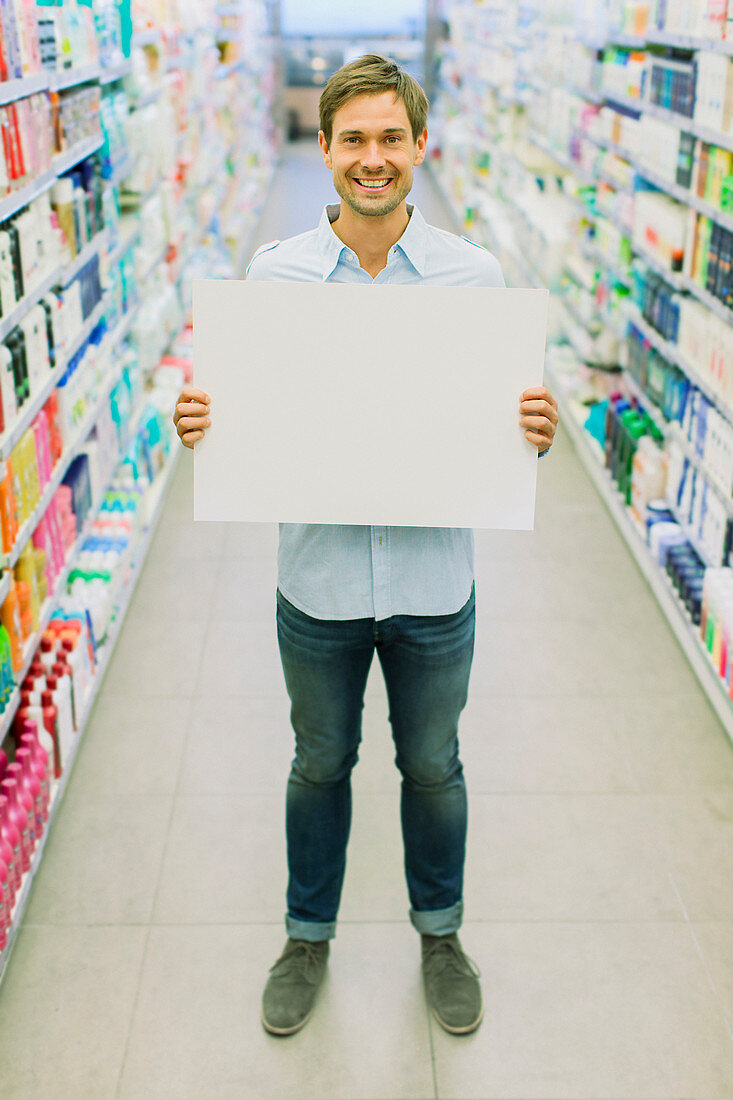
[173,387,211,449]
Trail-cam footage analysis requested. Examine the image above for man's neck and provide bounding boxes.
[331,201,411,277]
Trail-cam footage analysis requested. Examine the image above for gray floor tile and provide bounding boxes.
[431,921,733,1099]
[690,922,733,1031]
[24,792,173,925]
[614,695,733,792]
[102,615,208,697]
[118,922,434,1100]
[209,557,279,621]
[178,694,293,795]
[649,793,733,921]
[463,793,682,922]
[338,793,412,923]
[470,613,700,698]
[0,925,147,1100]
[457,695,637,793]
[222,521,279,558]
[152,794,287,924]
[196,617,285,696]
[70,693,191,796]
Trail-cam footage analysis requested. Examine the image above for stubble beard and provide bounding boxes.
[335,171,411,218]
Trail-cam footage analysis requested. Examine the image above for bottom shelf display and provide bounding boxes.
[0,356,186,978]
[546,351,733,745]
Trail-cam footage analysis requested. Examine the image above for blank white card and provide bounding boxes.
[193,280,549,530]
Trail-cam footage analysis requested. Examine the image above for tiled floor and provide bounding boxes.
[1,143,732,1099]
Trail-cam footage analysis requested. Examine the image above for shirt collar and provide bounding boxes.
[317,202,427,279]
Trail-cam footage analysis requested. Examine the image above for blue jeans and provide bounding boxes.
[276,586,475,943]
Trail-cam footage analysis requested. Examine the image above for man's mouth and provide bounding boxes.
[352,177,394,191]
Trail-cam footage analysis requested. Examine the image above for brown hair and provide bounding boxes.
[319,54,429,147]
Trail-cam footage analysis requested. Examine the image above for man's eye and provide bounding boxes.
[385,136,399,143]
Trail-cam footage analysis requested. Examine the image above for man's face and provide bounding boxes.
[319,92,427,218]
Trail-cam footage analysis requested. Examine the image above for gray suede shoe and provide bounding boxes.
[421,932,483,1034]
[261,938,329,1036]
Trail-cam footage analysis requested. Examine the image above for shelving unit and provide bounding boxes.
[430,0,733,745]
[0,1,283,976]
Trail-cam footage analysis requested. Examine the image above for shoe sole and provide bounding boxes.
[260,1004,314,1036]
[430,1001,484,1035]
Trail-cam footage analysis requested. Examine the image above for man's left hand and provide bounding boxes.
[519,386,559,454]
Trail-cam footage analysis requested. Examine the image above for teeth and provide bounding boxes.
[355,179,391,188]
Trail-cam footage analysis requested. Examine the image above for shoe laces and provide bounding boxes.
[270,940,325,985]
[422,937,481,981]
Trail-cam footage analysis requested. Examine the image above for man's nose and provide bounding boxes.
[360,141,385,170]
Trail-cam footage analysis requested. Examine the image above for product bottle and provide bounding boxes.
[16,700,57,782]
[51,657,76,729]
[5,762,35,851]
[20,726,50,821]
[0,800,17,910]
[0,748,6,782]
[15,748,42,842]
[0,856,10,949]
[42,684,72,762]
[0,778,30,873]
[0,793,21,897]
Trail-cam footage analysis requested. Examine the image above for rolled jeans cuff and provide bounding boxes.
[409,900,463,937]
[285,914,336,942]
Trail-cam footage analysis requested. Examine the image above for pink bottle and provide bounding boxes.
[6,764,36,852]
[0,857,9,950]
[15,749,43,842]
[0,793,21,896]
[20,724,51,821]
[0,748,6,781]
[0,779,31,874]
[0,800,17,907]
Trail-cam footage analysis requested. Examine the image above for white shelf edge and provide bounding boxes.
[0,264,65,346]
[48,65,101,93]
[52,134,105,179]
[0,170,56,224]
[0,73,49,106]
[546,362,733,746]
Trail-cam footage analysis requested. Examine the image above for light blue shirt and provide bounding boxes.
[245,202,515,621]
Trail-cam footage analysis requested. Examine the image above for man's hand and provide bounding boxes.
[519,386,558,453]
[173,387,211,449]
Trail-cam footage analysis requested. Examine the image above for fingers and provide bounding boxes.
[181,430,205,449]
[173,388,212,448]
[180,386,211,404]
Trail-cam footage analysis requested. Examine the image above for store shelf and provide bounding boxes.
[48,65,101,92]
[0,170,56,224]
[678,272,733,325]
[603,90,733,154]
[623,302,733,423]
[134,29,162,47]
[52,133,105,178]
[60,228,109,288]
[106,221,141,269]
[0,264,64,345]
[645,30,733,54]
[546,363,733,746]
[0,73,49,105]
[0,357,126,570]
[99,58,132,85]
[0,443,181,986]
[130,86,163,110]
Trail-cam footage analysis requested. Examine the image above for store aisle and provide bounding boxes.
[1,142,733,1100]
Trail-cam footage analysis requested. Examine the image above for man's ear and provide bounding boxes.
[414,128,428,167]
[318,130,333,169]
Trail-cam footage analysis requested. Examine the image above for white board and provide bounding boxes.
[193,280,549,529]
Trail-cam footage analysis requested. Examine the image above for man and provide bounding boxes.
[173,55,558,1038]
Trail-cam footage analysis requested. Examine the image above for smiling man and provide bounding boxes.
[173,54,558,1038]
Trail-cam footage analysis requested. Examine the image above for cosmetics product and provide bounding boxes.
[6,762,35,850]
[0,797,17,906]
[15,748,42,842]
[0,792,21,895]
[0,777,30,873]
[20,727,50,821]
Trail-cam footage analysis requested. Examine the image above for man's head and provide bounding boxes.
[318,55,429,218]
